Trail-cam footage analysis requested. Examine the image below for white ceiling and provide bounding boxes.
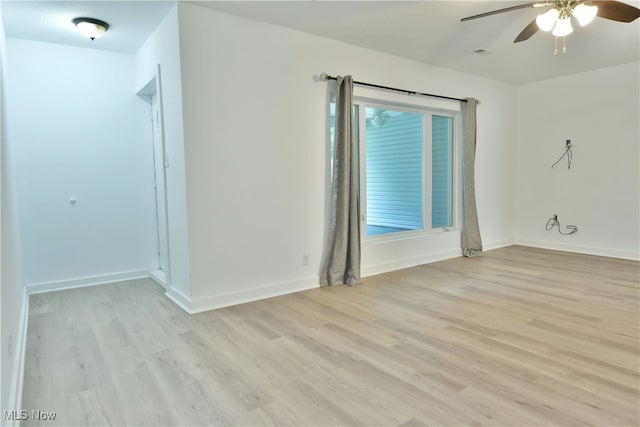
[198,1,640,84]
[2,1,639,84]
[1,1,174,54]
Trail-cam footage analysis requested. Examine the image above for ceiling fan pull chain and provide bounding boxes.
[563,36,567,54]
[554,36,558,56]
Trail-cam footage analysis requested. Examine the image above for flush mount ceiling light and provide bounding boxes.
[72,17,109,40]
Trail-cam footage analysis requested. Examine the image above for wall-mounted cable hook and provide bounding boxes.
[546,214,578,235]
[551,139,573,170]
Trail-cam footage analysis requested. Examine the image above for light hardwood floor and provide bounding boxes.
[22,246,639,426]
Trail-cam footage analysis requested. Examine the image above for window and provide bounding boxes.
[330,100,457,238]
[431,115,454,229]
[364,107,424,235]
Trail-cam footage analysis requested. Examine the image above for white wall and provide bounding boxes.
[177,3,517,312]
[136,4,192,305]
[6,39,157,290]
[0,5,27,419]
[515,62,640,260]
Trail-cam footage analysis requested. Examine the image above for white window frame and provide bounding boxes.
[354,96,460,242]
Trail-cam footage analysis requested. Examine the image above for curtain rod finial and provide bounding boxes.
[320,72,328,81]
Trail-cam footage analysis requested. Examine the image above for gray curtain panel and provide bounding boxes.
[461,98,483,257]
[320,75,361,286]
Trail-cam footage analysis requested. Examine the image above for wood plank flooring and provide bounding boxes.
[22,246,639,426]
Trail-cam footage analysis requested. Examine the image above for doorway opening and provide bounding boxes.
[137,68,169,287]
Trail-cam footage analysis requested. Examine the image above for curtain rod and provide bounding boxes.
[319,73,468,103]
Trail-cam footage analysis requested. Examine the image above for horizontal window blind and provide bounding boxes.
[432,115,453,228]
[365,109,423,230]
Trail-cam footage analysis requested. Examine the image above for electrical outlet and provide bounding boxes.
[302,254,310,266]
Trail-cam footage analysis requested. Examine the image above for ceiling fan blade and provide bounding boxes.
[514,19,539,42]
[461,2,543,22]
[592,0,640,22]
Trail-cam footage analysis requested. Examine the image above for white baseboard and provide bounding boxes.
[515,239,639,261]
[6,288,28,427]
[26,270,150,295]
[483,239,515,251]
[165,286,193,314]
[149,269,167,288]
[362,248,462,277]
[164,241,518,315]
[361,239,516,277]
[186,277,319,314]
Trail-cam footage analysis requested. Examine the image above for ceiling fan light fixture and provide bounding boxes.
[461,0,640,55]
[72,17,109,40]
[552,16,574,36]
[536,8,560,31]
[572,3,598,26]
[371,116,386,127]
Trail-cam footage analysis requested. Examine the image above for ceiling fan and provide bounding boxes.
[461,1,640,48]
